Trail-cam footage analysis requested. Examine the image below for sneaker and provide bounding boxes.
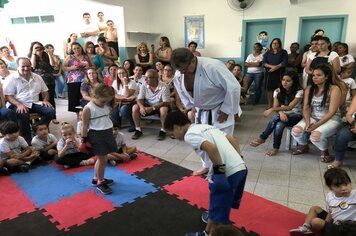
[157,130,166,141]
[109,160,117,166]
[92,178,114,186]
[289,226,314,236]
[96,182,112,195]
[201,212,209,223]
[185,231,208,236]
[132,130,143,140]
[129,153,137,160]
[0,167,10,175]
[18,164,29,172]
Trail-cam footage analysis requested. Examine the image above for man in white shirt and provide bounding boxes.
[3,57,55,144]
[80,12,99,44]
[131,69,170,141]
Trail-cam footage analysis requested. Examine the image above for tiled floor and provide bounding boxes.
[52,99,356,214]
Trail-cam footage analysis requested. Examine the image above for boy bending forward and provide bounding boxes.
[165,111,247,236]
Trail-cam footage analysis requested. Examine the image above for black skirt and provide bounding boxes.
[266,68,283,91]
[88,128,118,156]
[67,82,82,112]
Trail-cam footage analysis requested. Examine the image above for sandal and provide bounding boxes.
[292,145,309,155]
[249,138,265,147]
[320,150,333,163]
[327,161,342,169]
[266,149,278,156]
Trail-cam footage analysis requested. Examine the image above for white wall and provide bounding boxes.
[0,0,124,58]
[1,0,356,59]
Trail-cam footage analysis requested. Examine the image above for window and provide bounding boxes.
[11,17,25,24]
[10,15,55,25]
[40,15,55,23]
[25,16,40,23]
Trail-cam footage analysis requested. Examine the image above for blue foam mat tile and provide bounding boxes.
[11,165,87,207]
[72,166,158,206]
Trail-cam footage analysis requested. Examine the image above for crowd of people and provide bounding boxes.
[0,22,356,235]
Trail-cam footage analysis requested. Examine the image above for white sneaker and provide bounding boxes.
[109,160,116,166]
[289,226,314,236]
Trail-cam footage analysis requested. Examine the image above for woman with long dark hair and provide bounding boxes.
[263,38,288,109]
[28,41,58,123]
[291,64,342,162]
[249,71,303,156]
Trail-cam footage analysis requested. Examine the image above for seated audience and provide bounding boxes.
[225,59,235,71]
[0,46,17,70]
[111,67,137,132]
[331,96,356,168]
[339,67,356,119]
[0,121,40,172]
[0,58,13,82]
[232,64,248,104]
[103,63,118,87]
[131,69,170,141]
[250,71,303,156]
[107,121,137,166]
[31,120,58,161]
[291,64,342,162]
[56,122,95,168]
[123,59,134,77]
[155,61,164,80]
[130,65,146,89]
[4,57,55,144]
[80,67,103,107]
[290,168,356,235]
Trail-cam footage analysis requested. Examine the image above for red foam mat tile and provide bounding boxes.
[43,190,115,231]
[163,175,305,236]
[0,176,36,221]
[118,151,162,174]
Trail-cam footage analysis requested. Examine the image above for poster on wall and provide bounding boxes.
[184,15,205,49]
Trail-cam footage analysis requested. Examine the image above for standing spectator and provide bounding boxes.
[155,36,172,66]
[29,41,58,123]
[95,37,118,76]
[45,44,66,99]
[337,43,355,69]
[96,12,107,37]
[123,59,134,77]
[63,42,93,119]
[80,12,99,44]
[263,38,288,109]
[287,42,303,73]
[245,42,264,105]
[105,20,119,56]
[64,33,78,57]
[188,41,201,57]
[4,57,55,144]
[135,42,153,74]
[305,36,340,86]
[0,46,17,70]
[85,41,104,77]
[301,36,321,88]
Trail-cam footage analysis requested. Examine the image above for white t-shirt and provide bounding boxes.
[137,80,170,106]
[56,137,81,155]
[184,124,246,177]
[0,136,28,154]
[114,132,126,149]
[31,134,57,151]
[339,54,355,67]
[326,189,356,222]
[112,80,137,95]
[273,89,303,114]
[81,22,99,44]
[308,51,339,64]
[3,72,49,108]
[85,101,113,131]
[342,77,356,104]
[245,53,263,73]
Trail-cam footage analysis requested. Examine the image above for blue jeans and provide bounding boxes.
[0,108,17,123]
[246,72,264,104]
[334,124,356,161]
[9,104,55,144]
[55,74,65,97]
[260,113,302,149]
[111,104,135,129]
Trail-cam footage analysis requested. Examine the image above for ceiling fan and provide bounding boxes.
[227,0,255,11]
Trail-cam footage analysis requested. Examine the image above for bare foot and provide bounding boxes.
[249,138,265,147]
[266,148,278,156]
[193,167,209,176]
[327,160,342,169]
